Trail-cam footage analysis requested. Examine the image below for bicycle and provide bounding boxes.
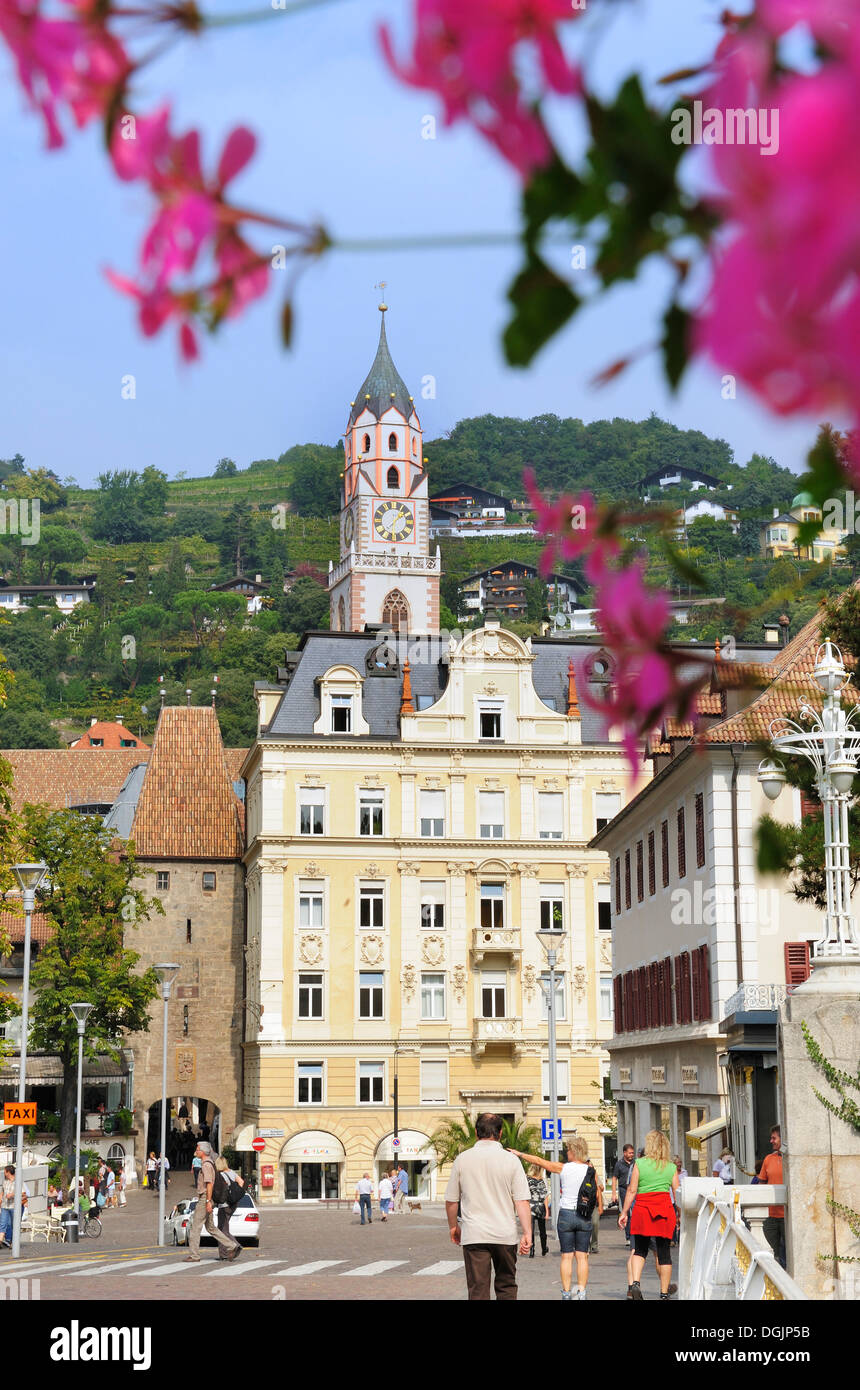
[81,1213,102,1238]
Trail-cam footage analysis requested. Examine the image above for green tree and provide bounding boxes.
[92,470,167,543]
[214,457,238,477]
[22,807,162,1159]
[0,708,62,748]
[500,1118,543,1158]
[278,576,329,632]
[283,444,341,518]
[427,1110,477,1163]
[152,543,186,608]
[30,525,87,582]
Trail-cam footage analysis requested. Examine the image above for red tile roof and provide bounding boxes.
[0,909,54,946]
[130,706,244,859]
[69,720,149,750]
[6,749,151,813]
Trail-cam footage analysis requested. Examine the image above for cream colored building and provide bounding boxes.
[239,623,642,1202]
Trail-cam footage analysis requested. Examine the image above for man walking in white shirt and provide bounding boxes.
[444,1113,532,1300]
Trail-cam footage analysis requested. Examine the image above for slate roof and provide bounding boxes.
[130,706,244,860]
[6,749,151,813]
[348,312,414,426]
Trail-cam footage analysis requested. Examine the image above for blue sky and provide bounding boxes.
[0,0,828,486]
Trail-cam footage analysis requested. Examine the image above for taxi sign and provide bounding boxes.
[4,1102,36,1125]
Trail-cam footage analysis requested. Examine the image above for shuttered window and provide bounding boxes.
[784,941,811,988]
[799,792,819,820]
[636,841,644,903]
[624,973,634,1031]
[695,793,705,868]
[675,951,692,1025]
[614,857,622,914]
[648,831,656,896]
[661,820,670,887]
[625,850,631,910]
[692,944,711,1021]
[614,975,624,1032]
[663,956,673,1026]
[677,806,686,878]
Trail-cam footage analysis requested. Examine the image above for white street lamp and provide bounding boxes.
[153,963,179,1245]
[69,1003,93,1232]
[760,639,860,989]
[10,862,48,1260]
[536,927,564,1227]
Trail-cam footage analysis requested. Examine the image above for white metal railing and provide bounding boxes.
[679,1178,805,1301]
[723,983,788,1014]
[470,926,522,960]
[328,552,440,585]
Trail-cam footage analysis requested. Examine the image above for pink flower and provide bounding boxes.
[214,232,270,317]
[106,272,200,360]
[380,0,580,175]
[524,468,620,576]
[757,0,856,51]
[0,0,128,147]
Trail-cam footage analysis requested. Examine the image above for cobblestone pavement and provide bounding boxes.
[6,1189,679,1301]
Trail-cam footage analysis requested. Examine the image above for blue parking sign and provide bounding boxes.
[541,1118,562,1144]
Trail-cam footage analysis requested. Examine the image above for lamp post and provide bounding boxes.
[536,927,563,1225]
[758,639,860,990]
[69,1003,93,1225]
[153,963,179,1245]
[10,862,48,1260]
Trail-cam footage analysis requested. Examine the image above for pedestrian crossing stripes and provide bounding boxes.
[13,1253,466,1280]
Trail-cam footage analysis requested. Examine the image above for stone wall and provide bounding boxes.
[126,860,245,1145]
[779,986,860,1299]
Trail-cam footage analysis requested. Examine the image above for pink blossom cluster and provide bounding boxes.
[380,0,581,175]
[696,2,860,424]
[108,112,269,361]
[524,469,701,770]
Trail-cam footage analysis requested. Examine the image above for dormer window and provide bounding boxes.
[386,466,399,488]
[388,433,397,453]
[331,695,352,733]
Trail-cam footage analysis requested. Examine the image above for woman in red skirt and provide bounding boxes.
[617,1129,679,1300]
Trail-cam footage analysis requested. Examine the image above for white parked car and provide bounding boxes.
[163,1194,261,1248]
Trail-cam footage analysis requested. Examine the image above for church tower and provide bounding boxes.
[328,303,440,633]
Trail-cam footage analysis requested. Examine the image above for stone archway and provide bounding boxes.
[144,1095,222,1170]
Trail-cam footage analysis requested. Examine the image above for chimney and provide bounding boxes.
[779,613,790,647]
[773,507,780,518]
[566,657,580,716]
[116,714,123,723]
[255,573,262,584]
[90,717,98,727]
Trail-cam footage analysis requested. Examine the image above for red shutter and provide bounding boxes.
[695,793,705,868]
[638,967,648,1029]
[631,970,640,1030]
[784,941,811,989]
[693,944,711,1021]
[636,841,644,902]
[614,975,624,1030]
[625,850,631,910]
[677,807,686,878]
[664,956,674,1025]
[648,831,656,896]
[624,973,634,1031]
[614,857,621,913]
[676,951,692,1025]
[649,961,660,1026]
[799,792,819,819]
[661,820,670,887]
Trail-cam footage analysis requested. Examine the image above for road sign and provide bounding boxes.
[392,1138,400,1148]
[4,1102,36,1125]
[251,1137,266,1152]
[541,1117,562,1144]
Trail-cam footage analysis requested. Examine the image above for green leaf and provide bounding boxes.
[661,302,689,391]
[503,255,579,367]
[797,429,843,510]
[659,535,707,589]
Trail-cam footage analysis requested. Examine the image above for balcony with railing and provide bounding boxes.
[722,983,788,1015]
[470,926,522,962]
[679,1179,805,1301]
[472,1016,524,1056]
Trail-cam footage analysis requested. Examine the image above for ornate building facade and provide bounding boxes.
[240,624,632,1201]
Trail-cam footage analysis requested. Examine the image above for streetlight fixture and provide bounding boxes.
[69,1003,93,1227]
[758,638,860,989]
[153,963,180,1245]
[10,861,48,1260]
[536,926,564,1226]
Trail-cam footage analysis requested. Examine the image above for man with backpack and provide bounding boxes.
[212,1157,246,1260]
[183,1142,240,1263]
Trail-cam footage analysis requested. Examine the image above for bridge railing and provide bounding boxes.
[678,1178,806,1301]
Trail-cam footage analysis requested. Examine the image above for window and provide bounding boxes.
[597,881,611,932]
[202,872,216,892]
[416,695,435,710]
[359,790,384,837]
[186,919,192,944]
[784,941,811,987]
[156,872,170,891]
[358,1061,384,1104]
[382,589,409,634]
[691,944,711,1021]
[480,883,504,931]
[183,1005,189,1036]
[362,433,371,454]
[624,850,631,910]
[614,858,621,914]
[636,841,644,902]
[299,891,323,928]
[358,971,384,1019]
[298,1062,323,1105]
[420,1060,447,1105]
[420,881,445,931]
[594,791,621,833]
[420,973,446,1020]
[599,977,613,1022]
[419,790,445,837]
[359,885,384,930]
[542,1060,569,1104]
[677,806,687,878]
[661,819,670,887]
[540,972,566,1020]
[479,704,503,740]
[299,789,325,836]
[388,437,398,456]
[648,832,655,896]
[331,695,352,733]
[120,739,136,748]
[540,884,564,932]
[298,973,323,1019]
[481,971,507,1018]
[695,793,705,868]
[88,738,104,747]
[479,791,504,839]
[537,792,563,840]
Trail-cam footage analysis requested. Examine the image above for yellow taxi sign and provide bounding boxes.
[4,1102,37,1125]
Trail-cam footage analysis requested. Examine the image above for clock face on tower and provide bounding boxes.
[373,501,415,542]
[343,509,355,547]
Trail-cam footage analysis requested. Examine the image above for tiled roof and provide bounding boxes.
[69,720,149,750]
[6,749,151,813]
[130,706,244,859]
[0,909,54,946]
